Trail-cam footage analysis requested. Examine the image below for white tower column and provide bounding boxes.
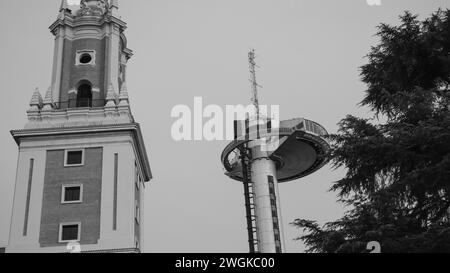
[50,27,65,103]
[250,141,286,253]
[106,23,121,95]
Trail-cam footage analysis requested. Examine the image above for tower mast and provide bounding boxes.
[221,51,331,253]
[248,50,261,118]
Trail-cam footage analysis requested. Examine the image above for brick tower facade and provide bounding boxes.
[6,0,152,253]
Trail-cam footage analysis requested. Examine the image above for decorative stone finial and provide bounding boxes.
[110,0,119,16]
[29,87,43,111]
[106,83,117,107]
[42,87,54,111]
[59,0,69,11]
[111,0,119,9]
[119,82,129,106]
[58,0,71,19]
[78,0,109,17]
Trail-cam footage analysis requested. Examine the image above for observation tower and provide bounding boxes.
[221,50,330,253]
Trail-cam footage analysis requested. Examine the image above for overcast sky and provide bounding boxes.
[0,0,448,253]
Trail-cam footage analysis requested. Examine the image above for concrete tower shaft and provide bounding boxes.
[249,140,286,253]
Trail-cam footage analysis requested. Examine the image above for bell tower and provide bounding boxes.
[50,0,129,109]
[6,0,152,253]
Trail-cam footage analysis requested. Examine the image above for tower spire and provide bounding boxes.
[42,87,54,111]
[29,87,43,111]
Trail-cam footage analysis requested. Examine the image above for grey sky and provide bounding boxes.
[0,0,448,253]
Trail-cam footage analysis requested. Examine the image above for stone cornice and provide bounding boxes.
[26,105,134,130]
[49,14,127,36]
[49,14,132,55]
[123,47,134,59]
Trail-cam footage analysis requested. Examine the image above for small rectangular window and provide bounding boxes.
[62,185,83,204]
[65,150,84,166]
[59,223,81,243]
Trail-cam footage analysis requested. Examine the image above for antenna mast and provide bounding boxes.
[248,49,261,117]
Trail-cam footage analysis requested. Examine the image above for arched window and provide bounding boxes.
[76,84,93,108]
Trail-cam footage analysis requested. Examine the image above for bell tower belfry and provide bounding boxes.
[7,0,152,253]
[50,0,130,109]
